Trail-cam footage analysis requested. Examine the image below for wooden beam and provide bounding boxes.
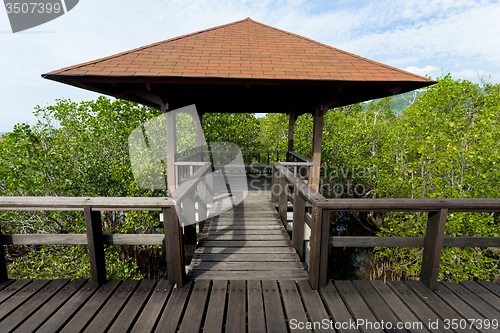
[319,209,330,287]
[84,207,106,287]
[0,228,7,282]
[308,206,322,290]
[420,209,448,290]
[278,174,288,225]
[310,107,323,192]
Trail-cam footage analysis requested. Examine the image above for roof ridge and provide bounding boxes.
[49,18,253,75]
[248,20,431,82]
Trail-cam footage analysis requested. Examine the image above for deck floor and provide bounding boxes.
[188,177,307,280]
[2,278,500,332]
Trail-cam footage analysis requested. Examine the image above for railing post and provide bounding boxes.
[278,174,288,225]
[319,209,330,287]
[308,206,322,290]
[164,206,185,286]
[0,229,8,282]
[197,181,207,232]
[292,189,305,260]
[84,207,106,287]
[181,194,197,264]
[271,164,279,205]
[420,208,448,290]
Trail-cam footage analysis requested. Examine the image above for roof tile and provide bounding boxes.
[45,18,432,84]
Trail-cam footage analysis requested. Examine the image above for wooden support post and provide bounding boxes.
[310,108,324,192]
[206,171,214,206]
[308,206,322,290]
[420,209,448,290]
[164,206,185,286]
[166,111,177,194]
[292,189,305,260]
[197,181,207,231]
[287,108,296,162]
[278,174,288,226]
[0,229,8,282]
[319,209,331,287]
[84,207,106,287]
[271,165,279,205]
[181,194,197,264]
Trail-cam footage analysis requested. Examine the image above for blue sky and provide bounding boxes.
[1,0,499,132]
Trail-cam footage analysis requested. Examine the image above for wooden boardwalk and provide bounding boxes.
[188,180,308,281]
[2,278,500,332]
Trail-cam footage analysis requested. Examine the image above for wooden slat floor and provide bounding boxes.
[2,278,500,332]
[188,176,308,280]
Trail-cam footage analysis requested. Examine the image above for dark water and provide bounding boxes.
[327,211,384,281]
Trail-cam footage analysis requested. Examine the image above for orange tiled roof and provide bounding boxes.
[46,18,431,83]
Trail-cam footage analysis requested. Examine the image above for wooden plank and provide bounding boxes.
[58,279,121,333]
[1,279,69,332]
[189,270,307,280]
[387,281,452,332]
[0,196,175,210]
[420,209,448,290]
[369,281,429,333]
[410,281,483,333]
[225,280,246,333]
[197,240,290,247]
[178,280,210,333]
[202,280,227,333]
[292,188,305,259]
[443,282,500,319]
[0,279,32,305]
[478,281,500,297]
[334,281,383,333]
[352,280,406,333]
[279,280,310,333]
[107,280,156,333]
[154,281,192,333]
[262,280,287,333]
[460,281,500,309]
[315,198,500,211]
[190,261,303,271]
[0,229,7,282]
[202,234,287,241]
[83,279,139,333]
[2,234,164,246]
[310,108,323,191]
[308,207,322,289]
[36,280,97,333]
[192,253,299,262]
[13,279,87,333]
[208,225,282,230]
[0,279,15,292]
[130,280,172,333]
[331,236,425,247]
[84,207,107,287]
[297,279,335,333]
[203,229,284,235]
[0,279,49,321]
[195,247,295,254]
[319,281,360,333]
[247,280,266,333]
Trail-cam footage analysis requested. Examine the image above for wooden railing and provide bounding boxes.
[176,150,312,185]
[272,162,500,290]
[0,197,188,287]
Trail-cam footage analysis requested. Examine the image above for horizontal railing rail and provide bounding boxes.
[272,162,500,290]
[0,197,186,287]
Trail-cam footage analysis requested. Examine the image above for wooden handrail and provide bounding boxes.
[0,197,184,288]
[272,162,500,290]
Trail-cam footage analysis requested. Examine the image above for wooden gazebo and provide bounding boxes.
[42,18,435,190]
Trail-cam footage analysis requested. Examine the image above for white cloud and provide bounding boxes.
[405,65,441,77]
